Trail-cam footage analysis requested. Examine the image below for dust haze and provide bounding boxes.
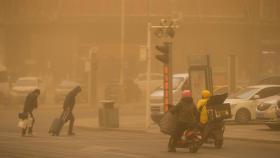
[0,1,279,158]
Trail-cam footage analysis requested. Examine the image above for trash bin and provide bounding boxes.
[98,100,119,128]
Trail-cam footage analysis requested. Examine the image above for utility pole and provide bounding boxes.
[120,0,125,86]
[228,55,237,94]
[145,0,151,129]
[145,22,152,128]
[88,47,98,107]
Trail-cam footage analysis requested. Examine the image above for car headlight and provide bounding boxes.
[257,103,272,111]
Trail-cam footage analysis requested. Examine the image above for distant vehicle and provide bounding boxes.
[256,94,280,121]
[213,85,243,95]
[257,76,280,85]
[10,77,46,104]
[225,85,280,122]
[150,73,189,114]
[0,66,10,104]
[54,80,86,104]
[264,100,280,130]
[134,73,163,93]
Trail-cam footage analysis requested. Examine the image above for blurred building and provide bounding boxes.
[0,0,280,86]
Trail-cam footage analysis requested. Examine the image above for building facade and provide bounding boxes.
[0,0,279,86]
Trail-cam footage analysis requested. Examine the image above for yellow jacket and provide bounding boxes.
[197,98,209,124]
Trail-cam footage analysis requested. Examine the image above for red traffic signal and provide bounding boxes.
[155,42,169,64]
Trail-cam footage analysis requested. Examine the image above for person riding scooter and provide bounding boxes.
[196,90,211,143]
[168,90,199,152]
[198,91,228,148]
[197,90,211,126]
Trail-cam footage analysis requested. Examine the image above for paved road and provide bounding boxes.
[1,129,280,158]
[0,105,279,158]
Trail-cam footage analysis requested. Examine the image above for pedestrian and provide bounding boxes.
[62,86,81,135]
[168,90,199,152]
[21,89,40,136]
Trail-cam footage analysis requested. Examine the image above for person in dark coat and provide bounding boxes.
[22,89,40,136]
[168,90,199,152]
[63,86,81,135]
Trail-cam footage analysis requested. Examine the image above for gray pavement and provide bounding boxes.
[76,114,280,143]
[0,129,280,158]
[0,102,280,158]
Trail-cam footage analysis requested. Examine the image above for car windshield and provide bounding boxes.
[229,88,259,99]
[16,79,37,87]
[158,77,184,90]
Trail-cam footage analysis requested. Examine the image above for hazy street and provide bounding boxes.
[0,105,279,158]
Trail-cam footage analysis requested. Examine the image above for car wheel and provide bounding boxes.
[235,109,251,123]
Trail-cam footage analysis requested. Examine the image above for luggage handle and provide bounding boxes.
[60,110,70,122]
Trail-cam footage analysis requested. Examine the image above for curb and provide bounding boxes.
[225,121,265,125]
[76,125,280,144]
[76,125,148,134]
[224,136,280,144]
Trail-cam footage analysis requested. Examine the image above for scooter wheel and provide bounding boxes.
[214,140,223,149]
[189,142,199,153]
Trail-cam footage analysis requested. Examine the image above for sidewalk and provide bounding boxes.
[76,115,280,144]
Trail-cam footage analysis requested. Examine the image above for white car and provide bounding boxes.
[150,73,189,114]
[225,85,280,122]
[256,94,280,120]
[11,77,46,104]
[134,73,163,93]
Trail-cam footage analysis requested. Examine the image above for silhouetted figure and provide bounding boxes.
[63,86,81,135]
[168,90,199,152]
[22,89,40,136]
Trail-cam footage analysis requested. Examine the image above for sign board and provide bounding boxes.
[189,65,213,103]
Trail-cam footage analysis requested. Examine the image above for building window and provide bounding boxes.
[260,0,280,21]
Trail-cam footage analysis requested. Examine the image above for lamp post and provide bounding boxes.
[88,47,98,107]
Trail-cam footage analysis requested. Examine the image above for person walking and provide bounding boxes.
[21,89,40,136]
[62,86,81,136]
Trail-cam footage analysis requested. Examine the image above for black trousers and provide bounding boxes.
[22,112,35,135]
[168,122,195,150]
[64,112,75,133]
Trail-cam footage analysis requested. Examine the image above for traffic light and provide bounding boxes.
[155,42,173,112]
[155,42,170,64]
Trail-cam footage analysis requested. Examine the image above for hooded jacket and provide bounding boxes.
[63,86,81,112]
[197,98,209,124]
[23,89,40,113]
[170,97,199,124]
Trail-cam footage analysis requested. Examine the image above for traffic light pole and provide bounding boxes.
[163,42,173,112]
[145,21,177,128]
